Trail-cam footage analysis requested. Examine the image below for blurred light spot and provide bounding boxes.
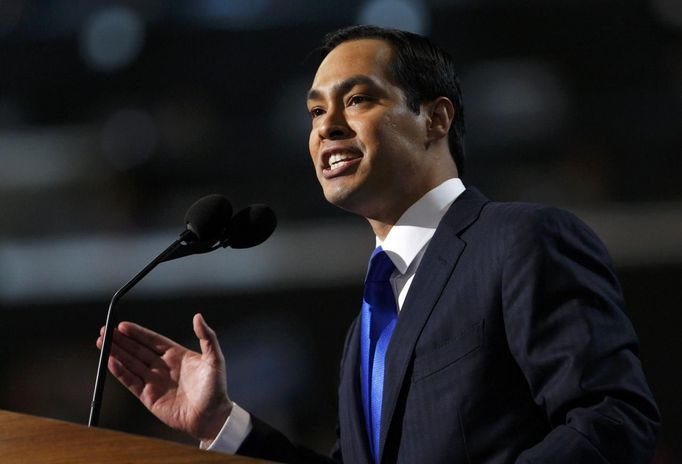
[188,0,271,28]
[358,0,429,34]
[79,6,145,72]
[462,60,569,149]
[101,108,158,171]
[651,0,682,29]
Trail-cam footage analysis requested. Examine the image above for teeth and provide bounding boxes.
[329,152,356,168]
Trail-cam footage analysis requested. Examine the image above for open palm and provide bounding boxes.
[97,313,232,441]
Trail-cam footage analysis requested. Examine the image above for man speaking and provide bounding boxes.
[97,25,660,463]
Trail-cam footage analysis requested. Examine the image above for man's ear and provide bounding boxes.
[424,97,455,145]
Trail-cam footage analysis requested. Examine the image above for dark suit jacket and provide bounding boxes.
[238,187,660,464]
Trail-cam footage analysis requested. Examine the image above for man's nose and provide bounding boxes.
[319,107,353,140]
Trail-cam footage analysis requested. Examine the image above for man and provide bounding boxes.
[97,26,660,463]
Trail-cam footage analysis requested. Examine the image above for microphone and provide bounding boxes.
[222,204,277,249]
[184,194,233,243]
[88,195,276,427]
[158,194,234,262]
[161,203,277,261]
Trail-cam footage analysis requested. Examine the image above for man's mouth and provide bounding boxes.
[321,150,363,179]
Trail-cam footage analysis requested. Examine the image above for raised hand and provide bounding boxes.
[96,313,232,442]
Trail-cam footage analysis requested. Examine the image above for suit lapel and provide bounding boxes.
[339,317,373,463]
[377,187,490,462]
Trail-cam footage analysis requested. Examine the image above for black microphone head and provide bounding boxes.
[225,204,277,249]
[184,194,233,243]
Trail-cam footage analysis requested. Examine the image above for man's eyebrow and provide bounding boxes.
[307,75,379,102]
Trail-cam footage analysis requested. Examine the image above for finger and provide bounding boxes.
[97,326,166,372]
[95,326,108,349]
[108,338,159,385]
[193,313,224,363]
[110,327,168,370]
[96,326,116,349]
[117,321,176,356]
[108,354,144,397]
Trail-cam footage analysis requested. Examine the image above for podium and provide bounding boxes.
[0,410,271,463]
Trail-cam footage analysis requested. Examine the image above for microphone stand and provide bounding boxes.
[88,231,194,427]
[87,202,275,427]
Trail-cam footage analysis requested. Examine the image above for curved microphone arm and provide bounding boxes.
[88,233,191,427]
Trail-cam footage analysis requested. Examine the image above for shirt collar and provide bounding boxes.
[377,178,466,274]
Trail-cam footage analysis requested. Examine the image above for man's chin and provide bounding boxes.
[323,191,352,210]
[323,185,360,212]
[324,187,379,219]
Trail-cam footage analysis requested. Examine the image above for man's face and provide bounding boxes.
[307,38,431,222]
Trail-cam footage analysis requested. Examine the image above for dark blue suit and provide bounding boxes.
[239,187,660,463]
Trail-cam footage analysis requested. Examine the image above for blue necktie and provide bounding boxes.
[360,246,398,463]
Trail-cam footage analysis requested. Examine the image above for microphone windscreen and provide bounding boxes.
[184,194,233,243]
[227,204,277,249]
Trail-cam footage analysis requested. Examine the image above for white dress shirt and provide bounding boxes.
[206,178,466,454]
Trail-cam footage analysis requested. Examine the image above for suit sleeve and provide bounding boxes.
[236,416,340,464]
[500,207,660,463]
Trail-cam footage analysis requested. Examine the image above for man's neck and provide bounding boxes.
[366,176,461,241]
[367,218,394,242]
[362,160,459,240]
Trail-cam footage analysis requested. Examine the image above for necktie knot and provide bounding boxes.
[364,248,397,310]
[366,247,396,284]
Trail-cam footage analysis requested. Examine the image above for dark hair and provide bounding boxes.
[320,25,466,175]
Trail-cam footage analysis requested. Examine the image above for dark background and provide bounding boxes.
[0,0,680,462]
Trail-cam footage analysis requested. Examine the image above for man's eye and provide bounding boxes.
[309,108,324,119]
[348,95,370,106]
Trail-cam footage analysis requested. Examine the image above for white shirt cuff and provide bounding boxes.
[203,402,252,454]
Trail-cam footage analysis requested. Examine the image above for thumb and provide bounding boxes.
[193,313,223,363]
